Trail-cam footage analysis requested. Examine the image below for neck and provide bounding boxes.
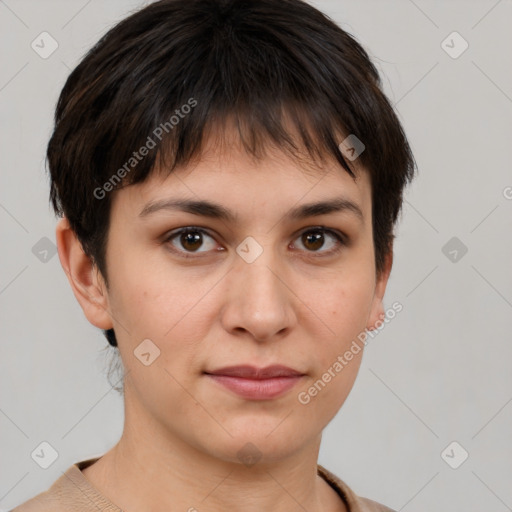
[82,384,346,512]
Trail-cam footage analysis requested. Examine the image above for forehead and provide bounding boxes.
[112,125,372,224]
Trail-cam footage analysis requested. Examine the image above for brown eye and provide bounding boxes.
[179,231,203,252]
[165,227,217,256]
[302,231,324,251]
[293,228,345,255]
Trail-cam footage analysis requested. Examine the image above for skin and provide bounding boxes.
[56,127,392,512]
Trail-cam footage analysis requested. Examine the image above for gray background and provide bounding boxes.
[1,0,511,510]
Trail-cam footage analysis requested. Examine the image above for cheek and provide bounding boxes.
[305,273,374,405]
[296,346,362,426]
[107,243,179,327]
[108,258,220,365]
[299,288,368,419]
[321,279,375,338]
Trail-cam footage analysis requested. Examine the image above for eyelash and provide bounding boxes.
[163,226,347,259]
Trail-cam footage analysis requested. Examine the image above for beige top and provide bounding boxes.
[10,457,395,512]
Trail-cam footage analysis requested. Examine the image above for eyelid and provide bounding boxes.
[163,225,347,258]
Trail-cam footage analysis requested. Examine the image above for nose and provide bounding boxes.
[220,243,297,342]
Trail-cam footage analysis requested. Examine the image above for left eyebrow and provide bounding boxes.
[285,197,364,224]
[138,197,364,224]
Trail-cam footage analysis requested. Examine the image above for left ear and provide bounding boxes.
[366,247,393,331]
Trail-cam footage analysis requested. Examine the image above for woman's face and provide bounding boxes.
[92,136,391,465]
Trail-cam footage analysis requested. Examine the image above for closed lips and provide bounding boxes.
[204,365,304,379]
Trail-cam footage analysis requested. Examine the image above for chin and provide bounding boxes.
[201,420,313,466]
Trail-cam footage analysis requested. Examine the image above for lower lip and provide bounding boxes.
[205,374,304,400]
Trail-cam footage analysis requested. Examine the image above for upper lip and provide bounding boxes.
[205,365,304,379]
